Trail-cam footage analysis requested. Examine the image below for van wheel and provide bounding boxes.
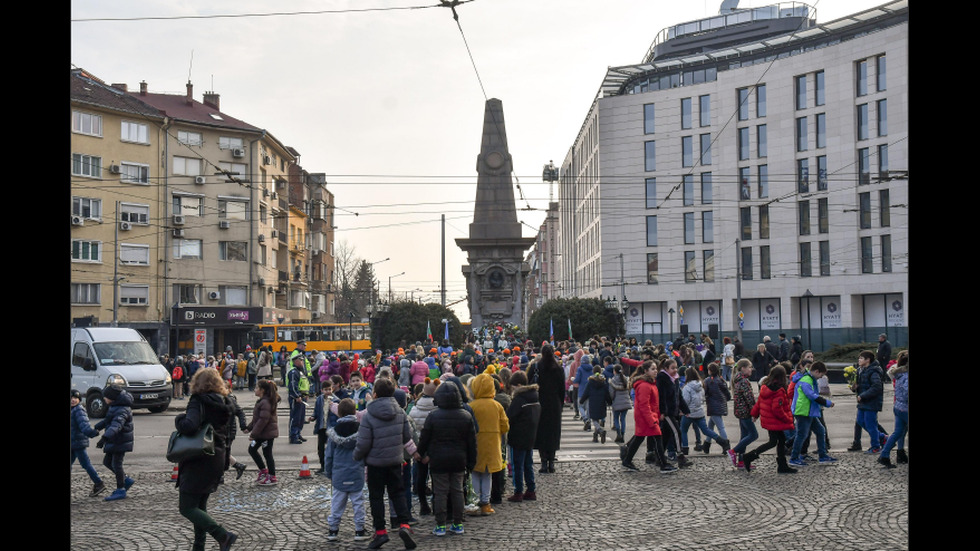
[87,391,108,418]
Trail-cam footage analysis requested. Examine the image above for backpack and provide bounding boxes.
[172,365,183,381]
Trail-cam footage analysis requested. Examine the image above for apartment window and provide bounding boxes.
[72,111,103,137]
[815,113,826,148]
[644,141,656,171]
[71,283,100,304]
[683,175,694,206]
[858,148,871,185]
[798,201,811,236]
[699,95,710,127]
[819,241,831,276]
[685,251,697,282]
[741,247,753,280]
[795,75,807,110]
[797,158,810,193]
[647,253,659,284]
[681,98,692,129]
[876,54,887,92]
[740,207,752,240]
[881,234,892,272]
[703,250,715,282]
[682,136,694,167]
[815,70,825,106]
[72,153,102,178]
[173,156,202,176]
[120,162,150,184]
[796,117,808,152]
[175,284,201,304]
[173,194,203,217]
[816,156,828,191]
[879,189,891,227]
[877,99,888,137]
[857,104,869,141]
[759,205,770,239]
[758,165,769,199]
[119,243,150,265]
[699,133,712,165]
[219,136,244,150]
[738,127,750,160]
[684,212,695,244]
[220,286,248,306]
[643,103,655,134]
[856,59,868,97]
[120,121,149,144]
[760,245,771,280]
[73,197,102,220]
[737,88,750,121]
[861,236,874,273]
[756,84,767,117]
[800,242,812,277]
[71,240,101,262]
[646,216,657,247]
[701,173,713,204]
[119,285,149,306]
[817,198,829,234]
[739,167,751,201]
[645,178,657,209]
[702,211,714,243]
[120,203,149,225]
[859,192,872,229]
[878,144,889,177]
[218,161,248,179]
[757,124,767,158]
[173,239,203,259]
[177,131,203,146]
[218,199,249,220]
[219,241,247,262]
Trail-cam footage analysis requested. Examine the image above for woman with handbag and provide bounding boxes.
[174,367,238,551]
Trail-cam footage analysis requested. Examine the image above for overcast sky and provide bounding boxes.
[71,0,889,321]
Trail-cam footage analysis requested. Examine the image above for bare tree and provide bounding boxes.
[333,239,361,322]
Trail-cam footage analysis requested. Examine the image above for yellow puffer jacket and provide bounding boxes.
[469,373,509,473]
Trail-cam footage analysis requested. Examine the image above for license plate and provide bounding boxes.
[140,393,159,399]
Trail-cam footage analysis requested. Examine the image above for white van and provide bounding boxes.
[70,327,172,418]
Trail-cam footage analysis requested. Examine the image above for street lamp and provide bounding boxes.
[388,272,405,303]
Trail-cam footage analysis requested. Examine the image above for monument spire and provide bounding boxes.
[469,98,521,239]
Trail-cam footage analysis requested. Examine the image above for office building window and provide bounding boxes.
[738,127,750,160]
[795,75,807,110]
[644,103,655,134]
[682,136,694,167]
[798,200,810,236]
[758,164,769,198]
[819,241,831,276]
[681,98,692,129]
[876,54,886,92]
[796,117,808,152]
[684,212,695,244]
[881,234,892,272]
[879,189,890,227]
[797,158,810,193]
[756,84,766,117]
[857,104,869,140]
[817,198,829,234]
[699,95,710,127]
[760,246,771,279]
[859,192,872,229]
[800,242,812,277]
[701,172,712,204]
[878,144,889,177]
[815,70,825,106]
[740,207,752,241]
[861,236,874,273]
[703,211,714,243]
[739,167,751,200]
[700,133,712,165]
[815,113,826,148]
[703,249,715,282]
[759,205,770,239]
[646,215,657,247]
[857,59,868,97]
[877,99,887,136]
[737,88,750,121]
[647,253,659,284]
[757,124,767,158]
[683,175,694,206]
[741,247,753,280]
[858,148,871,185]
[645,178,657,209]
[645,140,656,171]
[816,156,828,191]
[685,251,697,282]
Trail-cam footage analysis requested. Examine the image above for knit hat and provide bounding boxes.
[423,377,440,397]
[103,386,123,401]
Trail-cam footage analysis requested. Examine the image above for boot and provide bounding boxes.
[677,454,693,468]
[877,456,896,469]
[702,441,711,454]
[593,432,599,443]
[583,421,591,432]
[742,451,757,471]
[600,429,606,444]
[645,452,659,465]
[681,446,690,456]
[777,456,798,474]
[719,438,731,453]
[548,459,556,473]
[896,449,908,464]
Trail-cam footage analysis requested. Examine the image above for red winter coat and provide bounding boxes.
[632,376,662,436]
[750,384,794,431]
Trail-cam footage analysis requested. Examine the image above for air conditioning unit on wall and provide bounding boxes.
[194,176,206,184]
[71,215,84,226]
[232,148,245,158]
[208,291,220,300]
[119,221,132,231]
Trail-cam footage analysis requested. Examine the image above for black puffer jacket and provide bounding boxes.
[174,392,234,494]
[417,382,477,474]
[657,370,690,417]
[506,384,541,451]
[94,391,134,453]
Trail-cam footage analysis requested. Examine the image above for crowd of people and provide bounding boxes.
[72,330,906,550]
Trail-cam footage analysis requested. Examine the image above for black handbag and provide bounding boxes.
[166,401,215,463]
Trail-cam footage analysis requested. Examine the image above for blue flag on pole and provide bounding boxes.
[549,318,554,344]
[568,318,572,341]
[444,320,450,341]
[426,320,432,342]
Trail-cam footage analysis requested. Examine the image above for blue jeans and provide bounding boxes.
[722,364,732,381]
[881,408,908,456]
[732,418,759,454]
[289,399,306,441]
[680,416,723,448]
[612,409,628,434]
[791,416,829,460]
[707,415,728,440]
[71,447,102,484]
[510,447,535,494]
[856,409,882,448]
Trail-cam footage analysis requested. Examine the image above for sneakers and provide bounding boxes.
[788,458,807,468]
[847,442,863,452]
[727,449,739,468]
[659,463,678,474]
[124,477,136,491]
[104,488,127,501]
[259,473,278,486]
[677,455,693,468]
[818,456,839,465]
[877,456,896,469]
[327,529,339,541]
[507,493,524,502]
[896,449,908,464]
[464,503,481,516]
[522,490,536,501]
[90,481,106,497]
[354,530,368,541]
[619,445,627,463]
[777,464,798,474]
[219,531,237,551]
[866,447,882,454]
[367,532,389,549]
[398,526,417,550]
[622,461,640,471]
[449,523,465,535]
[233,462,247,480]
[432,526,447,537]
[256,469,269,485]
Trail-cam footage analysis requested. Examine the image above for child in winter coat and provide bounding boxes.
[94,386,135,501]
[741,366,796,473]
[728,359,759,469]
[71,389,105,496]
[579,366,613,443]
[409,378,440,515]
[680,368,730,454]
[608,365,633,444]
[789,361,837,467]
[467,373,509,515]
[325,398,368,542]
[702,362,731,455]
[878,350,908,468]
[505,370,541,502]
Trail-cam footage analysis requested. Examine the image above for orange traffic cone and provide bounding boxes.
[170,464,179,482]
[299,455,311,478]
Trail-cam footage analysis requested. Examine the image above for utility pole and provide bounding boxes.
[441,214,446,307]
[736,238,743,344]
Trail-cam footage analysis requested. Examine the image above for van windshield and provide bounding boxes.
[93,342,159,366]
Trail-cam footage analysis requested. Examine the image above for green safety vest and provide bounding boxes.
[288,364,310,393]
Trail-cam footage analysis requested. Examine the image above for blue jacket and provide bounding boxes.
[324,415,364,492]
[70,403,99,451]
[579,374,612,420]
[888,365,908,413]
[573,363,593,397]
[94,391,134,453]
[856,361,885,412]
[791,372,832,417]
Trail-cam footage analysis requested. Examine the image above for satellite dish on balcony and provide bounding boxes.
[720,0,739,14]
